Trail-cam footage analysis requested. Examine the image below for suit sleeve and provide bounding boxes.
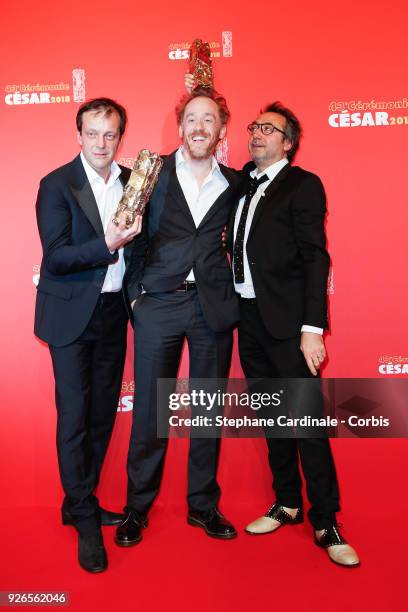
[291,173,330,329]
[36,176,117,275]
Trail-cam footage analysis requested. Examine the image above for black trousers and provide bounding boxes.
[238,299,340,530]
[49,292,127,535]
[127,290,233,515]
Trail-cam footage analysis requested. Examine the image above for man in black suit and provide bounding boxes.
[234,102,359,567]
[115,88,241,547]
[35,98,142,572]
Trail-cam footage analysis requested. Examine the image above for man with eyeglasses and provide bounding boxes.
[234,102,360,567]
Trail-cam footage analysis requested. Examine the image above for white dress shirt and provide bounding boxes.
[80,152,125,292]
[175,146,229,281]
[233,157,322,335]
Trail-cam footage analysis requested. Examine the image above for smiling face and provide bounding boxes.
[178,96,226,161]
[248,111,292,171]
[77,109,121,180]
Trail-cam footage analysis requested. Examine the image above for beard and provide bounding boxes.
[183,129,220,160]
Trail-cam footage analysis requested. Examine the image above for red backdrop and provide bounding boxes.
[1,0,407,522]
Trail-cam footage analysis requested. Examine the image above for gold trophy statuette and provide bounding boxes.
[113,149,163,228]
[189,38,213,90]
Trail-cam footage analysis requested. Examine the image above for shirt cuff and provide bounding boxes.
[301,325,323,335]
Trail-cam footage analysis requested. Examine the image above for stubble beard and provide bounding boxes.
[184,130,219,161]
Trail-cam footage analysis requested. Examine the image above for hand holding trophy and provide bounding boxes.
[187,38,214,92]
[105,212,143,252]
[113,149,163,229]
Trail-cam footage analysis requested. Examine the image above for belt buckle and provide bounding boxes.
[175,282,187,293]
[175,281,197,292]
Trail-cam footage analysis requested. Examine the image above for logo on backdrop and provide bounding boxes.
[121,142,232,167]
[378,355,408,375]
[215,137,229,166]
[327,267,334,295]
[72,69,86,103]
[4,68,86,106]
[118,157,136,169]
[32,264,40,287]
[168,31,233,60]
[118,380,134,412]
[328,97,408,128]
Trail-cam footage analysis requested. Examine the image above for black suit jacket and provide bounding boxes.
[232,162,330,339]
[34,154,132,347]
[125,152,242,332]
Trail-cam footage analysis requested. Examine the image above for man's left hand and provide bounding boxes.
[300,332,326,376]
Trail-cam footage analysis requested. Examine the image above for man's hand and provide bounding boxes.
[300,332,326,376]
[185,73,194,94]
[105,212,142,252]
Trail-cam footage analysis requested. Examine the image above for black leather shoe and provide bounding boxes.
[187,508,237,539]
[115,511,148,547]
[62,507,125,527]
[78,532,107,573]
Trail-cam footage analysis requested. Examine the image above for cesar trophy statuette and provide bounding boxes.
[189,38,213,90]
[113,149,163,228]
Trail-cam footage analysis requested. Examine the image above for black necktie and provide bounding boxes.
[233,174,268,284]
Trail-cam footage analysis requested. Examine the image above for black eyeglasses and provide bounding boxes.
[247,122,286,136]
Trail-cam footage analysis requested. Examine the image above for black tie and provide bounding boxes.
[233,174,268,283]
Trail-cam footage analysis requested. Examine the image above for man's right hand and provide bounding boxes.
[105,212,142,252]
[185,73,194,94]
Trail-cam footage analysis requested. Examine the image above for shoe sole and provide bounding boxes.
[187,517,237,539]
[79,562,108,573]
[114,535,142,547]
[329,558,361,568]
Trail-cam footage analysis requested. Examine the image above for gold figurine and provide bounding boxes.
[114,149,163,227]
[189,38,213,90]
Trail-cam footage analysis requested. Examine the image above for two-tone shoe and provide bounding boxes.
[245,503,303,535]
[314,525,360,567]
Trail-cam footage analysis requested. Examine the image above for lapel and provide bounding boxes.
[69,155,104,236]
[248,163,292,238]
[197,164,238,229]
[69,155,131,237]
[166,153,196,229]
